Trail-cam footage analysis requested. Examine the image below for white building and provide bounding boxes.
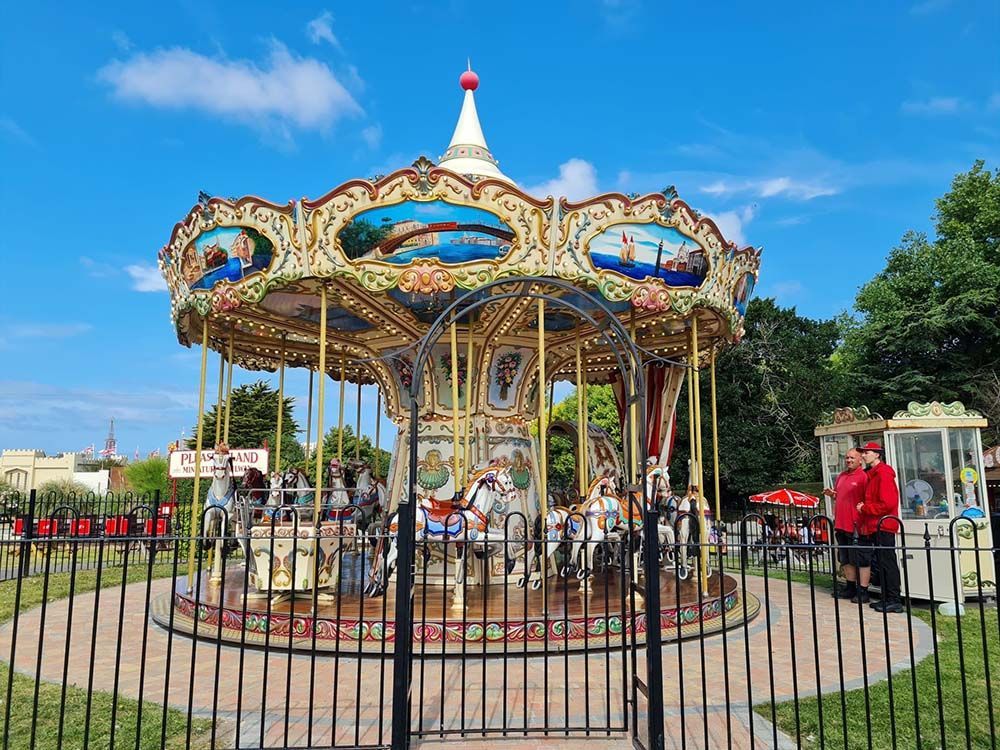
[0,450,110,493]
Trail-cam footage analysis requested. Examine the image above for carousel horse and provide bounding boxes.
[279,467,314,508]
[325,458,350,508]
[515,503,582,590]
[665,490,713,581]
[350,460,386,530]
[241,468,268,505]
[202,445,236,552]
[365,464,519,599]
[643,465,677,565]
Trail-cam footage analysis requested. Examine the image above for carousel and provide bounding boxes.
[151,68,762,653]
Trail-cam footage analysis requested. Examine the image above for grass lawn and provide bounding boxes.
[750,566,1000,749]
[0,560,214,749]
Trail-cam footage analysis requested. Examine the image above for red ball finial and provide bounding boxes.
[460,69,479,91]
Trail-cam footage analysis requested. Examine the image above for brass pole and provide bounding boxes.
[575,331,586,501]
[450,321,461,492]
[187,316,210,591]
[463,319,474,487]
[304,368,314,464]
[355,381,362,462]
[214,348,225,446]
[314,287,328,515]
[374,388,382,480]
[537,299,548,534]
[629,309,639,484]
[582,369,589,491]
[274,335,286,471]
[223,328,235,444]
[337,354,346,462]
[691,317,709,594]
[710,348,722,526]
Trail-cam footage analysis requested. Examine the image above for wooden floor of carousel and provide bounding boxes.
[153,552,759,653]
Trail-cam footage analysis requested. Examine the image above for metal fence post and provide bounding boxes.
[643,505,665,750]
[20,489,36,577]
[391,498,414,750]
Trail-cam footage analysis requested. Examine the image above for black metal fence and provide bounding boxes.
[0,493,997,749]
[0,491,189,581]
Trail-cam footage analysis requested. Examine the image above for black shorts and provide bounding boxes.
[835,530,875,567]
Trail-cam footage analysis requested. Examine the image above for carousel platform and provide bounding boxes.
[151,554,758,654]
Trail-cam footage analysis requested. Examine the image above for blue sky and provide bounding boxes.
[1,0,998,456]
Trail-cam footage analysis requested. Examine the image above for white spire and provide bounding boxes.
[438,68,514,184]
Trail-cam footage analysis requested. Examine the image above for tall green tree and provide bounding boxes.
[672,298,844,506]
[308,425,391,479]
[546,385,623,494]
[190,380,304,471]
[124,456,170,498]
[837,161,1000,444]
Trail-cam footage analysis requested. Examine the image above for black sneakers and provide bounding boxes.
[871,600,904,613]
[851,589,871,604]
[833,584,857,599]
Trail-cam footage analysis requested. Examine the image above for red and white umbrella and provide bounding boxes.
[749,488,820,508]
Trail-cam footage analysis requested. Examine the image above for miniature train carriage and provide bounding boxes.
[816,402,997,602]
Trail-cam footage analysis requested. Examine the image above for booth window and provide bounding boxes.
[949,427,983,512]
[891,431,950,519]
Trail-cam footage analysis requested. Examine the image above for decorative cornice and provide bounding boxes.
[893,401,982,419]
[817,405,884,426]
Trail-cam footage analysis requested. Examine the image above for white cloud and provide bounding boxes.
[7,322,92,339]
[901,96,964,116]
[701,176,838,201]
[306,10,341,49]
[524,158,599,200]
[125,264,167,292]
[0,380,196,432]
[98,42,362,134]
[774,215,808,227]
[361,123,382,149]
[0,116,36,147]
[111,30,132,52]
[709,205,756,247]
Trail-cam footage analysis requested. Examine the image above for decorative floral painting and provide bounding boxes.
[434,345,469,410]
[587,223,707,286]
[488,346,528,409]
[338,200,515,264]
[182,226,273,291]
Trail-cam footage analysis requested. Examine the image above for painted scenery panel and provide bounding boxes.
[734,272,756,316]
[182,226,273,291]
[338,200,515,264]
[587,223,707,286]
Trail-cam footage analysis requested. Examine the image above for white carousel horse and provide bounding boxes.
[365,465,519,599]
[644,465,677,564]
[351,461,386,529]
[515,504,584,590]
[665,491,713,581]
[202,446,236,551]
[326,458,350,507]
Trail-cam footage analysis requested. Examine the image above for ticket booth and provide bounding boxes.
[815,402,996,603]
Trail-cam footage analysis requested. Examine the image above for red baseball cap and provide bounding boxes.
[860,442,884,452]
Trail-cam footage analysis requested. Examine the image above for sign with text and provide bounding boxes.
[168,449,269,479]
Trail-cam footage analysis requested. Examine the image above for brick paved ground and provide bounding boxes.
[0,574,930,749]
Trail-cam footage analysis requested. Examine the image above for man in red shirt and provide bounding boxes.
[822,448,866,599]
[856,442,903,613]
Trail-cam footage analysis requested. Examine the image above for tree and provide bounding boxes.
[124,456,169,498]
[338,217,394,260]
[837,162,1000,444]
[190,380,304,471]
[546,385,624,494]
[671,298,845,507]
[309,425,391,480]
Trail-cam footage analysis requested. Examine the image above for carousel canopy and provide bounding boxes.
[158,68,761,422]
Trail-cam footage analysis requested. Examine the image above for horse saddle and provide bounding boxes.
[418,496,462,525]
